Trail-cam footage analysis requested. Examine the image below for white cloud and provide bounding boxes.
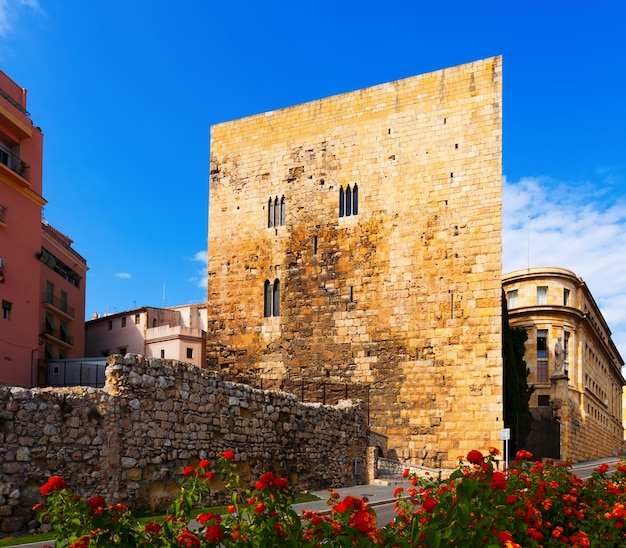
[114,272,132,279]
[188,250,208,289]
[503,176,626,360]
[0,0,42,37]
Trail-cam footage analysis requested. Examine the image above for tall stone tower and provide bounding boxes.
[208,57,503,467]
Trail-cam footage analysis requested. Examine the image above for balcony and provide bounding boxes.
[43,292,75,319]
[42,324,74,349]
[0,148,30,181]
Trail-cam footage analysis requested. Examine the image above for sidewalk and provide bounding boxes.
[292,482,400,514]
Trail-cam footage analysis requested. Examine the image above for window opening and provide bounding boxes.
[264,278,281,317]
[507,290,518,309]
[537,286,548,305]
[1,300,11,320]
[267,198,273,228]
[537,329,548,359]
[339,187,345,217]
[186,348,193,359]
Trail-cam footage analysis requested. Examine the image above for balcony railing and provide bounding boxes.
[43,292,75,318]
[0,149,30,181]
[43,324,74,348]
[0,87,30,116]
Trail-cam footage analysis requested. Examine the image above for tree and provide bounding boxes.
[502,290,533,453]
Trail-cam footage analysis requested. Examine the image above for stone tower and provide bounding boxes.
[208,56,503,467]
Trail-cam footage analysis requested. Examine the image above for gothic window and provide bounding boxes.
[268,196,286,227]
[268,198,273,228]
[339,187,345,217]
[280,195,286,225]
[264,278,281,317]
[339,184,359,217]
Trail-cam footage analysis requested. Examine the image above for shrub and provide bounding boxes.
[35,448,626,547]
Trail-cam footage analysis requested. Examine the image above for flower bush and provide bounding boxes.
[35,448,626,547]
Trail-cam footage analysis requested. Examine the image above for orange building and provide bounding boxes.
[0,70,87,387]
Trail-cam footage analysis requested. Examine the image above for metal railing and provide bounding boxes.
[43,292,75,318]
[0,149,30,181]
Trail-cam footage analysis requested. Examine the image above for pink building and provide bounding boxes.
[85,304,207,368]
[0,70,87,387]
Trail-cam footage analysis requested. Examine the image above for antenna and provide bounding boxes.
[162,283,166,307]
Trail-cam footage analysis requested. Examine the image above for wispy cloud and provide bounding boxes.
[114,272,132,279]
[503,176,626,358]
[188,250,208,290]
[0,0,42,37]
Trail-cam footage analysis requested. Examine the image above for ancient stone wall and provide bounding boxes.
[0,354,367,534]
[208,56,503,467]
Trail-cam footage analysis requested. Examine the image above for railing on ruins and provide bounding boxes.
[232,374,371,425]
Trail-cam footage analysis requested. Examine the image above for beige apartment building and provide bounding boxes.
[503,267,624,461]
[207,57,503,468]
[85,304,207,368]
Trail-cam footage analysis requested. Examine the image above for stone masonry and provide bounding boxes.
[207,56,503,467]
[0,355,367,534]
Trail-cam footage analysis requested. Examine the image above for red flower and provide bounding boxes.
[223,450,235,461]
[466,450,484,465]
[227,505,236,513]
[402,468,410,478]
[334,495,363,513]
[422,496,437,513]
[491,471,506,491]
[145,522,161,534]
[393,487,404,498]
[199,459,210,469]
[177,529,201,547]
[204,523,223,543]
[515,449,533,460]
[40,476,68,496]
[254,502,266,514]
[87,496,106,515]
[184,465,195,477]
[351,508,377,536]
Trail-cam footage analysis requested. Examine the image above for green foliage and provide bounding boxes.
[502,290,533,452]
[35,448,626,547]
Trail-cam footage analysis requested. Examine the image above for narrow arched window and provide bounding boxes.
[352,184,358,215]
[339,186,345,217]
[346,185,352,216]
[273,197,279,227]
[280,195,286,225]
[273,279,280,316]
[264,280,272,317]
[268,198,273,228]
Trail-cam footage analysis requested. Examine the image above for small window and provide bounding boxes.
[537,395,550,406]
[186,348,193,359]
[264,278,280,317]
[537,329,548,359]
[506,290,518,309]
[1,300,12,320]
[107,319,112,330]
[339,184,359,217]
[563,331,570,364]
[563,289,570,306]
[160,349,165,359]
[537,286,548,305]
[121,317,127,327]
[537,361,548,382]
[134,314,140,324]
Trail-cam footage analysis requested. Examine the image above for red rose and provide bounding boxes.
[223,450,235,461]
[87,496,106,515]
[183,465,195,477]
[40,476,68,496]
[422,496,437,513]
[491,471,506,491]
[199,459,210,469]
[466,450,484,465]
[402,468,410,478]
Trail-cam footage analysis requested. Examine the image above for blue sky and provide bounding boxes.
[1,1,625,357]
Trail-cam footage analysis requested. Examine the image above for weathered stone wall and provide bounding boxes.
[208,56,503,468]
[0,354,367,534]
